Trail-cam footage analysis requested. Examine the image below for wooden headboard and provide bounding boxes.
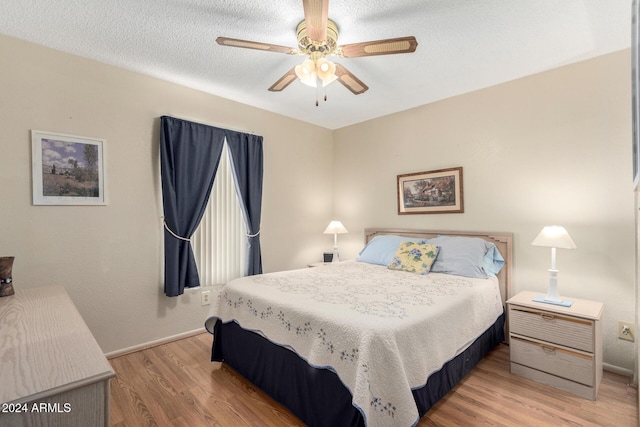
[364,228,513,308]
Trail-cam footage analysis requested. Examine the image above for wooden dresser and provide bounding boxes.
[0,286,115,427]
[507,290,604,400]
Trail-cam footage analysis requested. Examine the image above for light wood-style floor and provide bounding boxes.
[109,333,638,426]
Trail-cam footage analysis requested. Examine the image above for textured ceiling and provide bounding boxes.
[0,0,632,130]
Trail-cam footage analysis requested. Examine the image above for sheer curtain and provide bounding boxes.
[160,116,263,296]
[191,142,247,286]
[225,130,264,276]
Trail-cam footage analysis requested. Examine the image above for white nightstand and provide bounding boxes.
[308,261,348,267]
[308,262,330,268]
[507,290,604,400]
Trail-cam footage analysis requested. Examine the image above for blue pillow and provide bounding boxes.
[357,235,427,266]
[426,236,504,278]
[483,245,505,276]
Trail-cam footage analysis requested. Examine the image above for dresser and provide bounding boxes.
[507,290,604,400]
[0,286,115,426]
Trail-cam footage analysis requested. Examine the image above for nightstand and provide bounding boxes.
[308,261,347,267]
[507,290,604,400]
[308,262,330,268]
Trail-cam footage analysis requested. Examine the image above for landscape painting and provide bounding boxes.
[397,167,463,214]
[32,130,106,205]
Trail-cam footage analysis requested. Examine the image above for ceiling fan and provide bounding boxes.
[216,0,418,103]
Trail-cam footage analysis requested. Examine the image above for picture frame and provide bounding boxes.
[31,130,107,205]
[397,167,463,214]
[633,0,640,190]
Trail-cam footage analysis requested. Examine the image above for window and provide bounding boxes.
[191,141,247,286]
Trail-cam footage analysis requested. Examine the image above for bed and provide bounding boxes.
[205,228,512,427]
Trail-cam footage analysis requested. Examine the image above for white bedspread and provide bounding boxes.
[205,261,503,427]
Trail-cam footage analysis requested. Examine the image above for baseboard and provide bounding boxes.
[105,327,207,359]
[603,362,635,380]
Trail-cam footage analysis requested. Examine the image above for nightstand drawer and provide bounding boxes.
[511,336,594,386]
[509,306,593,352]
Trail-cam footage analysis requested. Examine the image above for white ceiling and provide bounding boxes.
[0,0,632,130]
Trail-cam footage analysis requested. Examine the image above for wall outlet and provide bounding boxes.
[201,290,211,306]
[618,321,635,342]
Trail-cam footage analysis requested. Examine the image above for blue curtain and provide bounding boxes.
[225,130,264,276]
[160,116,225,296]
[160,116,264,296]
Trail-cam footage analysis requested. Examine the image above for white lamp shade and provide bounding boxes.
[295,59,317,87]
[531,226,576,249]
[323,220,348,234]
[316,58,337,85]
[320,73,338,87]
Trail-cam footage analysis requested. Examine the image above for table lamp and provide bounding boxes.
[531,225,576,307]
[323,220,348,263]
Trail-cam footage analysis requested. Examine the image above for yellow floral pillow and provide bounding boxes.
[388,242,439,274]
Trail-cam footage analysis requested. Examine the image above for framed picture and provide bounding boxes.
[397,167,463,214]
[31,130,107,205]
[633,0,640,190]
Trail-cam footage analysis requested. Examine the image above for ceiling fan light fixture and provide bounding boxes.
[295,57,336,88]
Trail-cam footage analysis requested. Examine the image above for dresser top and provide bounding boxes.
[507,290,604,320]
[0,285,115,404]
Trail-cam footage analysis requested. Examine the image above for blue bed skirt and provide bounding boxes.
[211,312,505,426]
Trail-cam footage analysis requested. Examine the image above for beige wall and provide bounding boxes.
[0,34,334,354]
[1,33,636,372]
[333,50,636,372]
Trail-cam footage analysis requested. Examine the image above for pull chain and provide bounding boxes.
[313,84,328,106]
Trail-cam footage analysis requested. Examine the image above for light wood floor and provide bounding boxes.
[109,333,638,426]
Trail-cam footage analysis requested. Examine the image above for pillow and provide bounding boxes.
[483,244,505,276]
[388,242,439,274]
[357,235,427,266]
[426,236,504,278]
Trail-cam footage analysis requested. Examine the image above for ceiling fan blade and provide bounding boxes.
[302,0,329,42]
[339,36,418,58]
[334,64,368,95]
[268,67,298,92]
[216,37,296,54]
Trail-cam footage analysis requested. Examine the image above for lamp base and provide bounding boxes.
[532,295,573,307]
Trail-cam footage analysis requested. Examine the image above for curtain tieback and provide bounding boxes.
[162,218,192,242]
[246,230,260,238]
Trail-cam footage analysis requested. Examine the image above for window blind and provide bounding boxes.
[192,142,247,286]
